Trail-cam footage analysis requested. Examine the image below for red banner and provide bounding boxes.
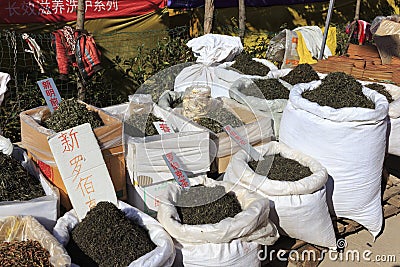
[0,0,166,24]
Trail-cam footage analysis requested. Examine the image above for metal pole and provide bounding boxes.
[318,0,335,60]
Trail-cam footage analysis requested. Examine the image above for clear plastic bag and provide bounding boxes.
[0,216,71,266]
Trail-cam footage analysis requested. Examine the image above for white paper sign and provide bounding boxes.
[37,78,62,112]
[162,152,190,189]
[223,125,263,161]
[48,123,117,220]
[153,121,175,135]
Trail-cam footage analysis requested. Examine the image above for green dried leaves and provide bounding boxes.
[249,154,312,181]
[42,98,103,132]
[365,83,394,103]
[71,202,156,267]
[176,185,242,225]
[231,52,270,76]
[281,63,320,85]
[194,107,243,133]
[0,154,45,201]
[125,113,163,137]
[302,72,374,109]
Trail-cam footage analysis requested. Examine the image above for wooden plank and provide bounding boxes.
[383,185,400,201]
[383,204,400,218]
[387,195,400,208]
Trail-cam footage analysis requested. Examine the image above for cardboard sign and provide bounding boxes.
[162,152,190,189]
[223,125,263,161]
[153,121,175,135]
[48,123,117,220]
[37,78,62,112]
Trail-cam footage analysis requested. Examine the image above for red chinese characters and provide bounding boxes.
[164,152,190,189]
[41,79,59,110]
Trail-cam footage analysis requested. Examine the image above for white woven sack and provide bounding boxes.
[359,81,400,157]
[157,176,279,267]
[53,201,176,267]
[224,141,336,248]
[279,80,389,238]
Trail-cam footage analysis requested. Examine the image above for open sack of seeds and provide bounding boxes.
[174,34,244,98]
[157,176,279,266]
[0,215,71,266]
[224,141,336,248]
[53,201,175,267]
[359,81,400,157]
[0,147,59,231]
[124,95,211,186]
[279,73,389,238]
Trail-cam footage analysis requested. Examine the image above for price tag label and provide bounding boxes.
[223,125,263,161]
[153,121,175,135]
[37,78,62,113]
[48,123,117,220]
[162,152,190,189]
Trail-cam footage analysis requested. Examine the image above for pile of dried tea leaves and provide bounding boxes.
[249,154,312,181]
[281,63,320,85]
[250,79,290,100]
[231,52,270,76]
[125,113,163,136]
[0,153,45,201]
[72,202,156,267]
[365,83,394,103]
[176,185,242,225]
[0,240,52,267]
[302,72,374,109]
[194,106,243,133]
[66,236,98,267]
[42,98,103,132]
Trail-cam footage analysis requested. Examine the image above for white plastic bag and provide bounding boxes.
[0,147,59,231]
[53,201,176,267]
[157,176,279,267]
[224,141,336,248]
[0,135,13,155]
[279,81,389,238]
[174,34,244,98]
[0,72,10,105]
[0,216,71,266]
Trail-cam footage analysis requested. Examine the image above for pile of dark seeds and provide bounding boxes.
[302,72,375,109]
[231,52,270,76]
[125,113,163,136]
[42,98,103,132]
[176,185,242,225]
[66,236,98,267]
[194,107,243,133]
[0,240,52,267]
[281,63,320,85]
[0,153,45,201]
[72,202,156,267]
[249,154,312,181]
[365,83,394,103]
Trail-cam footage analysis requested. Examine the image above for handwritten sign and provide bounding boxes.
[153,121,175,135]
[223,125,263,161]
[48,123,117,220]
[162,152,190,189]
[37,78,62,113]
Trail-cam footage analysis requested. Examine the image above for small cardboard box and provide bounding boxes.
[20,102,126,210]
[373,19,400,64]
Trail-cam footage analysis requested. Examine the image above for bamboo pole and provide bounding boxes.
[239,0,246,40]
[204,0,214,34]
[77,0,86,101]
[355,0,361,21]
